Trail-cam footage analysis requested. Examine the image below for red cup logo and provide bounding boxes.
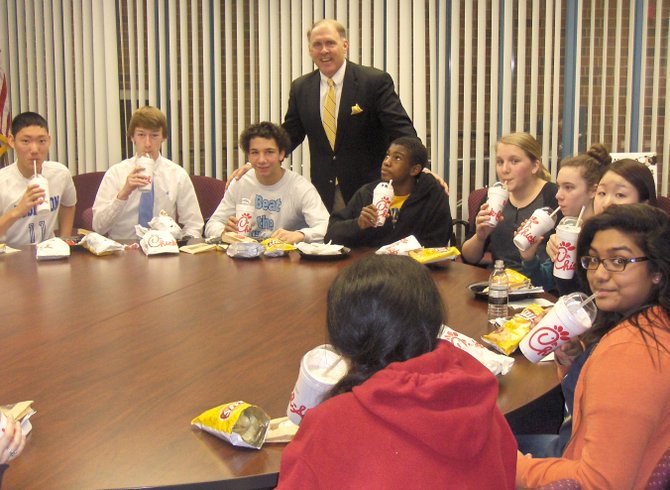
[238,212,252,232]
[526,324,571,357]
[555,240,576,271]
[288,390,308,421]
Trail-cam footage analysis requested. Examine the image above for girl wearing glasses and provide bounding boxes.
[462,132,557,272]
[516,203,670,488]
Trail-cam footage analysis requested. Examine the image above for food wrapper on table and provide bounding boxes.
[226,242,264,258]
[221,231,258,244]
[80,233,125,256]
[438,325,514,375]
[261,238,296,257]
[36,237,70,260]
[179,242,217,254]
[295,242,344,255]
[409,246,460,264]
[140,230,180,255]
[375,235,422,255]
[481,304,546,355]
[135,210,184,239]
[191,401,270,449]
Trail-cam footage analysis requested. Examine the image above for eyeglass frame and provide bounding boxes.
[579,255,649,272]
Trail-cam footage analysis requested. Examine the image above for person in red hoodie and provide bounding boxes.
[277,255,517,489]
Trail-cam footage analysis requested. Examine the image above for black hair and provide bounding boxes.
[10,112,48,136]
[576,203,670,354]
[326,255,445,397]
[390,136,428,170]
[239,121,291,155]
[605,159,657,206]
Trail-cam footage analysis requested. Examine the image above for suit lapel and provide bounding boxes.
[335,62,359,152]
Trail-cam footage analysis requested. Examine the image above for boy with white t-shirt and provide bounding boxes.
[206,122,329,243]
[0,112,77,247]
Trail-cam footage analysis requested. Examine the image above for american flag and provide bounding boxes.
[0,53,10,160]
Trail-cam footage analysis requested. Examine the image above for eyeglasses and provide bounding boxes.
[580,256,649,272]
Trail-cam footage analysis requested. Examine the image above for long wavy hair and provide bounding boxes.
[327,255,445,397]
[576,204,670,355]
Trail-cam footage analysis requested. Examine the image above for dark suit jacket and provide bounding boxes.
[282,61,417,211]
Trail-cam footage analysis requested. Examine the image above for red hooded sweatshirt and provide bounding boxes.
[277,341,517,489]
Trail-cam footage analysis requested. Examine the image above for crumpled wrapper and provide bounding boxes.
[409,246,461,264]
[375,235,422,255]
[226,242,264,258]
[36,237,71,260]
[135,210,184,239]
[295,242,344,255]
[140,230,179,255]
[438,324,514,375]
[80,233,125,256]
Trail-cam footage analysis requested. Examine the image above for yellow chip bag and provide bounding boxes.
[261,238,296,257]
[505,268,532,290]
[408,246,461,264]
[191,400,270,449]
[481,304,545,355]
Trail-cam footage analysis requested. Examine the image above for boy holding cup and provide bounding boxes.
[324,137,452,247]
[205,122,329,243]
[92,106,204,240]
[0,112,76,247]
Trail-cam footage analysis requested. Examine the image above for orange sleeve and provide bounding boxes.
[516,328,670,489]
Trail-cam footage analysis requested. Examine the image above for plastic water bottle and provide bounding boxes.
[487,260,509,321]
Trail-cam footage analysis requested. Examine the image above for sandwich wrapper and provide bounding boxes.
[438,325,514,375]
[36,237,70,260]
[80,233,125,256]
[295,242,344,255]
[1,400,37,436]
[135,210,184,240]
[375,235,422,255]
[140,230,179,255]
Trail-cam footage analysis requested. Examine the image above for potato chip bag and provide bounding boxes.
[481,304,545,355]
[191,401,270,449]
[261,238,296,257]
[409,246,461,264]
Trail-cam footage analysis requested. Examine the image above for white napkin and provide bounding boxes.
[296,242,344,255]
[375,235,422,255]
[140,230,179,255]
[438,324,514,375]
[135,210,184,239]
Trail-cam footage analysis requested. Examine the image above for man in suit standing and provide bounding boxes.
[282,19,417,212]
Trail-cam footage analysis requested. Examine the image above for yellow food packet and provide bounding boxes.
[261,238,296,257]
[191,400,270,449]
[408,246,461,264]
[505,268,532,290]
[481,304,545,355]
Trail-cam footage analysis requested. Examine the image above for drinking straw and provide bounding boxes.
[33,160,37,176]
[576,205,586,227]
[322,356,345,377]
[578,292,598,309]
[549,206,561,218]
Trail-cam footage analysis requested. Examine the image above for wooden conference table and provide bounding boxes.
[0,245,556,489]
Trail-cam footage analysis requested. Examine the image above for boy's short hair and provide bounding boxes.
[127,106,168,138]
[391,136,428,170]
[240,122,291,154]
[11,112,49,136]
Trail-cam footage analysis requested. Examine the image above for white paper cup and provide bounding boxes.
[286,344,347,425]
[513,207,557,251]
[519,292,597,363]
[372,182,394,227]
[485,183,508,227]
[553,217,581,279]
[235,202,254,235]
[29,174,51,214]
[136,155,154,192]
